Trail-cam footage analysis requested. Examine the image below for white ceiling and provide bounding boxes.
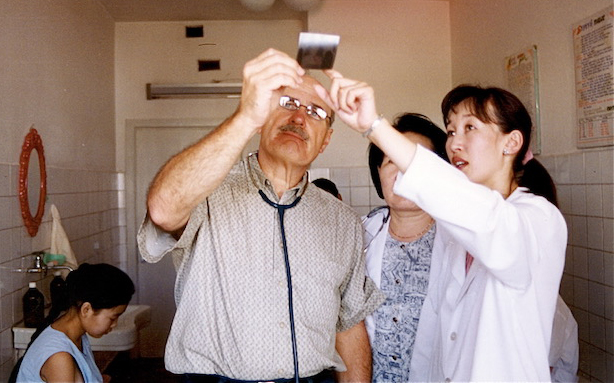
[98,0,306,21]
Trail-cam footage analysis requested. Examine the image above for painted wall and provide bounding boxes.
[449,0,613,381]
[0,0,121,380]
[115,19,305,172]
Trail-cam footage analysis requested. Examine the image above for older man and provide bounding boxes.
[138,48,383,383]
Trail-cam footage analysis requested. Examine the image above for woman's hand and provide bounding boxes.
[315,69,380,135]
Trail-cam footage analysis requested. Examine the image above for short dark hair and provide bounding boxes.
[66,263,135,310]
[311,178,340,198]
[368,113,448,199]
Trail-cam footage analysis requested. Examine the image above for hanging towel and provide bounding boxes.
[50,204,78,277]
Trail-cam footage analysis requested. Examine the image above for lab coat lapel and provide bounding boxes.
[457,258,479,304]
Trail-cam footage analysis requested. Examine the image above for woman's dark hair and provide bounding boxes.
[66,263,135,310]
[441,85,557,206]
[368,113,448,199]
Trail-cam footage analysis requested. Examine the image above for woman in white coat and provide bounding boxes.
[363,113,448,382]
[317,76,567,382]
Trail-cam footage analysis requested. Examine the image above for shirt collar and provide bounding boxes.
[246,152,309,204]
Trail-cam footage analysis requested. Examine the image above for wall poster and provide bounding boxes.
[573,6,614,148]
[505,45,541,154]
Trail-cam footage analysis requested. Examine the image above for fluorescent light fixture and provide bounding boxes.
[146,83,242,99]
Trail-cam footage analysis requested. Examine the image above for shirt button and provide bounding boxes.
[392,317,398,323]
[450,332,457,341]
[395,279,401,284]
[279,322,286,328]
[278,280,284,287]
[392,356,397,361]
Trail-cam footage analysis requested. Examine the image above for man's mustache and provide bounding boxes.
[279,124,309,141]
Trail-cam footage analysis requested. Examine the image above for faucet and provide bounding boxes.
[13,252,74,275]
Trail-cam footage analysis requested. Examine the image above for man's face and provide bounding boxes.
[258,76,333,168]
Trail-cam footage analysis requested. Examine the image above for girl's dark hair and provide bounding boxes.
[66,263,135,310]
[368,113,448,199]
[441,85,557,206]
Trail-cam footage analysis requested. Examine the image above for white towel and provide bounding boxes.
[50,204,78,277]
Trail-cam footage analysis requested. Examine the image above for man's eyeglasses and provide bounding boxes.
[279,95,331,123]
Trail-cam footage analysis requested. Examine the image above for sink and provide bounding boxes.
[13,304,151,352]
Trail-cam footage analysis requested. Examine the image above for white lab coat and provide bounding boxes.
[393,145,567,382]
[362,207,441,382]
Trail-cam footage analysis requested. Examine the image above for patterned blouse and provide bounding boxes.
[372,226,435,383]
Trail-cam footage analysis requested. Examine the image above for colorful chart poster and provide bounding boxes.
[573,6,614,148]
[506,45,541,154]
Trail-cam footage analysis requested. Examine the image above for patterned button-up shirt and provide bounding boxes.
[138,153,383,380]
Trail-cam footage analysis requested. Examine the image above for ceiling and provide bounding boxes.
[98,0,307,22]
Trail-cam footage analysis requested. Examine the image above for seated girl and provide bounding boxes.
[17,263,135,383]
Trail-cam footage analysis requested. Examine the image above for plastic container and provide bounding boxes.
[50,272,68,312]
[23,282,45,328]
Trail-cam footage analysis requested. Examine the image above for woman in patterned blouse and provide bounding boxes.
[362,113,448,383]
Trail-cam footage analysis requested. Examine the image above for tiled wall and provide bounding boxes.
[0,164,126,380]
[541,149,614,383]
[329,166,385,217]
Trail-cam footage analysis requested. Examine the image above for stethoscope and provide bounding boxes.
[258,189,302,383]
[361,206,390,253]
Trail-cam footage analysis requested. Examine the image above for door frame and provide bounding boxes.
[124,118,223,302]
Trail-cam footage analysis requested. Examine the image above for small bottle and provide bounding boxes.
[23,282,45,328]
[50,272,67,312]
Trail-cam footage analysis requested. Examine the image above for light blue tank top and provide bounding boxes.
[16,326,103,382]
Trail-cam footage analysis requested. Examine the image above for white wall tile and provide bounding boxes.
[605,319,614,354]
[571,185,587,215]
[603,184,613,219]
[586,184,603,217]
[590,342,608,382]
[575,308,589,342]
[588,280,605,316]
[574,277,589,311]
[0,165,9,197]
[605,286,614,320]
[558,184,572,214]
[601,150,613,184]
[585,151,601,184]
[0,329,12,365]
[350,186,370,206]
[589,314,606,350]
[350,167,370,187]
[337,187,350,202]
[331,167,350,187]
[606,352,614,383]
[573,247,589,279]
[604,252,614,289]
[0,295,12,331]
[560,273,574,304]
[587,218,603,253]
[603,219,613,253]
[369,187,385,207]
[555,155,571,184]
[570,152,585,184]
[571,216,588,248]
